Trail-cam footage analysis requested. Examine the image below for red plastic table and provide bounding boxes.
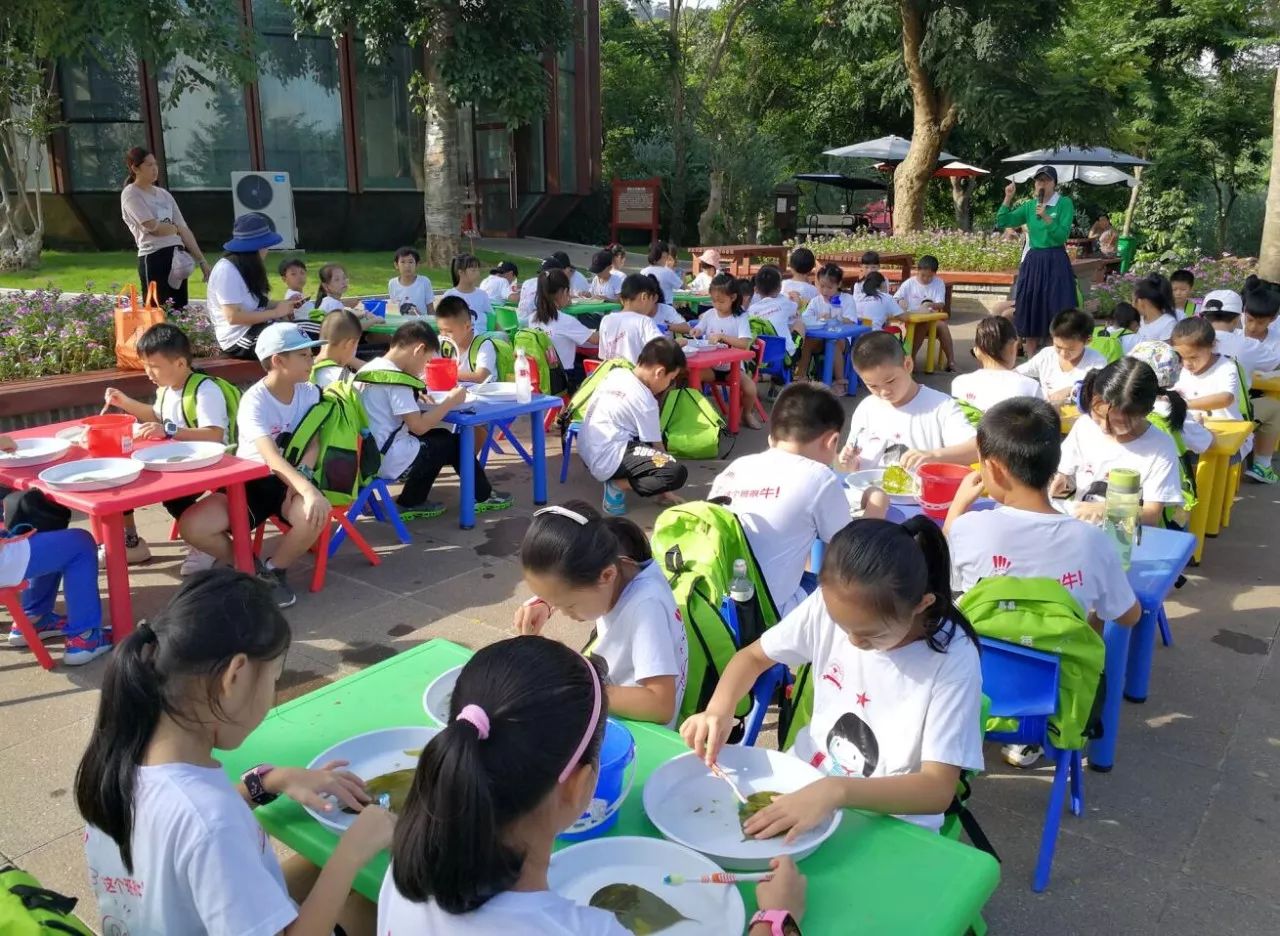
[683,346,756,433]
[0,420,269,640]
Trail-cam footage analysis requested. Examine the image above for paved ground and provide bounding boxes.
[2,296,1279,934]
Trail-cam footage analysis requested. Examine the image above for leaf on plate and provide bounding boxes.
[340,768,415,814]
[881,465,914,495]
[589,884,691,935]
[738,790,781,837]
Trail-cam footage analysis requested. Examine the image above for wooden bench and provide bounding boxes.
[689,245,789,278]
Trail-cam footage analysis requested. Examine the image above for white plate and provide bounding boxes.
[642,748,841,871]
[424,389,477,406]
[37,458,143,492]
[304,726,440,833]
[421,665,462,725]
[683,339,715,351]
[132,441,227,472]
[55,426,86,445]
[469,381,520,401]
[549,836,746,936]
[843,467,917,505]
[0,437,71,468]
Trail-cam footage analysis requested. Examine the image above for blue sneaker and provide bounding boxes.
[6,613,67,648]
[602,481,627,516]
[63,628,112,666]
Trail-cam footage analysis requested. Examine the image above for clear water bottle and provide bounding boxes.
[514,348,533,403]
[729,559,754,602]
[1103,468,1141,571]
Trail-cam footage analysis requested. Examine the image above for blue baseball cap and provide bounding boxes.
[224,213,284,253]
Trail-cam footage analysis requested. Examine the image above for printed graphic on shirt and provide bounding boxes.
[823,709,880,778]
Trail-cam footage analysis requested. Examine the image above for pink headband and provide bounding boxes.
[559,654,603,784]
[455,703,490,740]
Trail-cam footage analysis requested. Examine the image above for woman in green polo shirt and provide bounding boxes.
[996,166,1076,354]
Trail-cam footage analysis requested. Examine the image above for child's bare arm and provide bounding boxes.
[607,675,677,725]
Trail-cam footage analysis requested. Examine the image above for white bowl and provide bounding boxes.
[304,726,439,833]
[421,665,462,725]
[38,458,143,492]
[132,441,228,472]
[469,381,520,401]
[0,437,71,468]
[843,467,917,505]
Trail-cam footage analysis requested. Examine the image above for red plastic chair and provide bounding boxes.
[704,340,768,423]
[253,505,381,593]
[0,582,56,670]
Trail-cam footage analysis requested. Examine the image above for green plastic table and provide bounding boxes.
[495,300,621,318]
[365,313,435,336]
[221,640,999,934]
[673,291,712,306]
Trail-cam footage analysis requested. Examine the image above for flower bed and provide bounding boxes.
[0,289,219,381]
[1091,255,1257,317]
[790,231,1023,273]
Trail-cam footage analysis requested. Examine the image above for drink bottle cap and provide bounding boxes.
[1107,468,1141,493]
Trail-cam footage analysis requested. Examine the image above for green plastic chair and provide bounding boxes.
[495,306,520,333]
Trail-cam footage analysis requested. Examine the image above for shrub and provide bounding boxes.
[1091,255,1258,317]
[790,230,1024,272]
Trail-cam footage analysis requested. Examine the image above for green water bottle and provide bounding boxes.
[1103,468,1141,570]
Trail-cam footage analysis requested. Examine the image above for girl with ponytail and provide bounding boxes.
[75,568,393,935]
[441,253,494,329]
[682,516,984,835]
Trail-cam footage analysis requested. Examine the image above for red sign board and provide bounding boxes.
[610,177,661,244]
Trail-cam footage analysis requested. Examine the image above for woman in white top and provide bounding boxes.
[120,147,209,310]
[951,316,1043,416]
[205,215,302,359]
[530,269,596,385]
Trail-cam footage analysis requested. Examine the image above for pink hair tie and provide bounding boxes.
[455,704,491,740]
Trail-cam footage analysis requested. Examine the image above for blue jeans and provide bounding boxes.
[20,529,101,634]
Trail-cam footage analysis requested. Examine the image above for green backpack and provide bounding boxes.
[956,398,984,428]
[659,388,726,460]
[1147,411,1199,525]
[0,865,94,935]
[156,371,242,449]
[512,327,567,395]
[557,358,636,432]
[957,576,1104,751]
[446,332,515,381]
[650,502,781,726]
[1089,326,1132,365]
[748,316,794,366]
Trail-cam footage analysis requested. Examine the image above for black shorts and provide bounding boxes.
[244,475,289,528]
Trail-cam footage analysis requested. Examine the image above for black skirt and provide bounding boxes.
[1013,246,1077,339]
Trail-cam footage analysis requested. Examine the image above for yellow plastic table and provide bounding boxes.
[1201,419,1252,535]
[1058,404,1079,434]
[1252,372,1280,399]
[903,310,949,373]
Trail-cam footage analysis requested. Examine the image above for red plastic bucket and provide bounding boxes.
[915,463,971,521]
[424,357,458,391]
[81,414,136,457]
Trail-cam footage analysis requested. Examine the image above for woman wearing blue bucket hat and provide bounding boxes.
[205,214,305,359]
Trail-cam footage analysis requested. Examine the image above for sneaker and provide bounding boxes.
[179,547,217,577]
[1244,463,1279,485]
[97,533,152,567]
[63,628,112,666]
[6,613,67,648]
[602,481,627,516]
[258,567,297,609]
[1002,743,1043,768]
[475,491,514,513]
[399,501,446,521]
[743,411,765,430]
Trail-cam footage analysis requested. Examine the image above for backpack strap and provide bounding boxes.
[180,371,207,432]
[944,775,1001,862]
[351,368,426,391]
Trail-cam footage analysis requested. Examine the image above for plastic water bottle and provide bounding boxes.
[514,348,533,403]
[728,559,763,644]
[1103,468,1141,570]
[729,559,754,602]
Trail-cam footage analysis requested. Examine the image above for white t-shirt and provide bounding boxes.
[235,379,320,462]
[1136,314,1177,343]
[948,505,1137,621]
[594,559,688,729]
[533,312,594,371]
[0,536,31,589]
[205,258,264,350]
[760,592,983,831]
[579,369,660,480]
[1058,415,1183,507]
[377,875,626,936]
[455,335,499,380]
[120,183,185,255]
[83,763,296,936]
[357,358,424,481]
[750,295,799,354]
[1016,346,1107,397]
[949,369,1043,413]
[312,363,352,389]
[782,278,819,305]
[588,271,626,301]
[847,385,976,469]
[851,289,900,329]
[442,287,493,327]
[894,276,946,311]
[695,308,752,367]
[654,303,686,330]
[388,275,435,315]
[479,274,513,304]
[1214,330,1280,385]
[154,379,230,444]
[1178,407,1212,454]
[804,293,855,322]
[710,449,851,614]
[641,265,684,304]
[1173,354,1242,420]
[318,296,348,314]
[283,287,316,320]
[568,270,591,295]
[598,310,662,364]
[688,271,715,293]
[517,277,540,317]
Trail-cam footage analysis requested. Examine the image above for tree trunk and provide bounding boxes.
[1216,184,1236,255]
[1121,167,1143,237]
[698,170,724,245]
[1259,66,1280,282]
[894,1,954,234]
[667,3,687,246]
[950,177,973,231]
[422,58,462,268]
[0,98,47,271]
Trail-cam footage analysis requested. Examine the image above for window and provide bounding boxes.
[556,46,576,191]
[355,43,423,190]
[159,57,252,189]
[60,52,145,190]
[254,0,347,189]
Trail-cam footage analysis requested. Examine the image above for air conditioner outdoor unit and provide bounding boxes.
[230,171,298,250]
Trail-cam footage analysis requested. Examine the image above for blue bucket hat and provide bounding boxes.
[224,213,284,253]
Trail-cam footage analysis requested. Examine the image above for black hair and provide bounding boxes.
[489,261,518,277]
[394,246,422,264]
[521,499,652,587]
[637,336,687,372]
[816,263,844,286]
[1079,357,1187,433]
[978,398,1062,490]
[1111,302,1140,332]
[391,319,441,351]
[450,253,480,287]
[277,257,306,276]
[552,251,573,271]
[1200,304,1240,325]
[313,262,346,309]
[1134,275,1176,318]
[74,569,290,873]
[860,250,880,266]
[223,250,270,309]
[707,273,743,316]
[644,274,665,301]
[609,243,627,259]
[136,322,193,364]
[859,271,886,298]
[917,255,939,272]
[734,277,754,306]
[851,330,905,370]
[1243,280,1280,320]
[1049,308,1094,341]
[647,241,670,265]
[826,711,879,778]
[590,248,615,276]
[319,308,363,345]
[770,382,844,444]
[1171,316,1216,349]
[434,295,472,322]
[540,256,566,272]
[755,264,782,297]
[972,315,1017,363]
[123,146,151,186]
[391,636,607,914]
[1170,269,1195,286]
[534,269,571,326]
[789,247,816,275]
[820,518,977,653]
[620,272,661,303]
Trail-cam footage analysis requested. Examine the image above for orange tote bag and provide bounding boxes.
[114,282,166,370]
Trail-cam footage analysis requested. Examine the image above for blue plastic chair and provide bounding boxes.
[327,477,411,556]
[756,335,792,387]
[720,597,790,747]
[978,637,1083,892]
[559,421,581,483]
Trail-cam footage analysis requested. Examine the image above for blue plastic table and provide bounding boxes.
[803,321,871,393]
[441,394,560,528]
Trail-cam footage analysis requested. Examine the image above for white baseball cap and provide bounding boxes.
[255,322,323,361]
[1201,289,1242,316]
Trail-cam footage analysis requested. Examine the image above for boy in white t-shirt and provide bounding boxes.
[782,247,820,306]
[640,241,685,304]
[711,384,853,614]
[277,257,317,331]
[837,332,978,472]
[1171,317,1244,420]
[388,246,435,315]
[1016,308,1107,403]
[1201,290,1280,382]
[435,296,499,383]
[1241,287,1280,483]
[894,255,956,371]
[309,308,362,389]
[598,274,664,362]
[750,264,804,358]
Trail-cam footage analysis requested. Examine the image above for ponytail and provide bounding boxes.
[521,500,651,588]
[123,146,150,188]
[1157,387,1188,432]
[901,515,978,652]
[534,269,570,326]
[314,262,343,309]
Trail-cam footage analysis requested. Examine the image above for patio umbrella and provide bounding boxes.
[873,160,989,178]
[1001,146,1150,168]
[1005,164,1136,186]
[825,134,958,163]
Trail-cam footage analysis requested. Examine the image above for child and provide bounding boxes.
[895,255,956,371]
[1102,301,1141,355]
[518,256,564,318]
[641,241,684,304]
[681,517,984,833]
[710,383,853,614]
[1051,357,1185,526]
[434,296,499,383]
[1241,286,1280,482]
[479,260,519,305]
[859,250,881,277]
[1170,317,1244,420]
[179,324,330,608]
[783,247,819,305]
[1015,308,1106,403]
[278,257,316,322]
[1132,275,1179,342]
[851,271,899,330]
[531,269,596,386]
[689,273,762,429]
[579,337,688,513]
[441,253,494,329]
[517,503,687,725]
[310,308,363,388]
[314,263,369,316]
[356,320,511,519]
[838,332,977,472]
[76,569,393,935]
[587,248,625,300]
[609,242,628,273]
[103,323,233,574]
[648,273,692,336]
[750,264,804,360]
[950,315,1043,414]
[1201,289,1280,379]
[552,251,591,296]
[598,274,664,363]
[689,248,721,293]
[735,276,755,313]
[1170,269,1196,318]
[793,263,854,389]
[389,246,435,316]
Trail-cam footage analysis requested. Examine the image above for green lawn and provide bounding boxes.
[0,248,540,299]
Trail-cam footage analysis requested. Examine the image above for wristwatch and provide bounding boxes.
[750,910,801,936]
[163,419,178,439]
[241,764,278,806]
